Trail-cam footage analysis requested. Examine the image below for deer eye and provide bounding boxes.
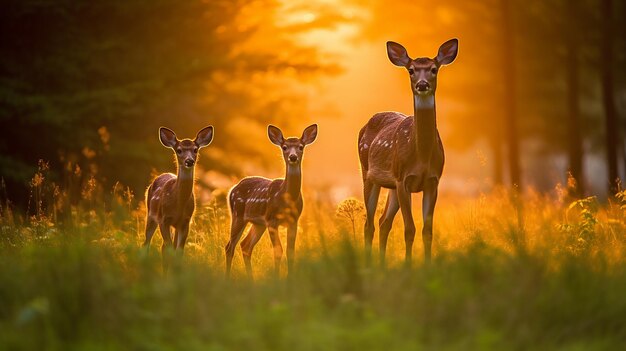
[193,148,198,153]
[281,145,287,151]
[176,149,182,155]
[431,67,438,75]
[298,145,304,151]
[408,68,414,75]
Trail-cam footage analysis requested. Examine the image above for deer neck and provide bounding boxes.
[175,166,195,204]
[282,163,302,201]
[413,94,437,163]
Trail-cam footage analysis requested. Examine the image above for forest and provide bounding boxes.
[1,0,625,350]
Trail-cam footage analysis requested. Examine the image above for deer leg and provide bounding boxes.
[422,178,438,262]
[396,183,415,264]
[225,219,246,277]
[159,224,174,272]
[176,223,190,253]
[240,223,266,278]
[143,217,158,250]
[286,223,297,275]
[268,223,283,277]
[363,181,381,264]
[173,229,180,250]
[379,189,399,266]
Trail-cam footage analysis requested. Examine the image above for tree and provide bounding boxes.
[564,2,585,196]
[0,0,341,205]
[600,0,621,194]
[500,0,521,189]
[520,0,591,196]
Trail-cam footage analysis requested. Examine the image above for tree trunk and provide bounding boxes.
[492,129,504,186]
[620,0,626,188]
[565,17,584,197]
[601,0,620,194]
[501,0,521,189]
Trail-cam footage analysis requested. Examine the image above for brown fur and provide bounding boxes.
[228,177,302,227]
[359,112,444,191]
[225,124,317,277]
[143,126,213,269]
[359,39,458,264]
[146,173,193,224]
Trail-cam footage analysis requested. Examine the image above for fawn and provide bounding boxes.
[225,124,318,278]
[143,126,214,267]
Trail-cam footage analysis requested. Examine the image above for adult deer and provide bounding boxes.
[225,124,318,278]
[143,126,214,268]
[358,39,458,264]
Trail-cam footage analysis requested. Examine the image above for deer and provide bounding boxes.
[358,39,458,265]
[225,124,318,278]
[143,125,214,268]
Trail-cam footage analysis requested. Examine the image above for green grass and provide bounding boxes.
[0,226,625,350]
[1,174,625,350]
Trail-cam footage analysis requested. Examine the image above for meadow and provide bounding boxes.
[2,0,626,350]
[0,164,625,351]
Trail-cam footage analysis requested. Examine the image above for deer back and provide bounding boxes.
[229,176,302,225]
[359,112,444,189]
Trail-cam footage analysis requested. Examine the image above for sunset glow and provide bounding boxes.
[2,1,625,349]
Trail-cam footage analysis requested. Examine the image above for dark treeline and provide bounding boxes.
[0,0,341,208]
[359,0,626,196]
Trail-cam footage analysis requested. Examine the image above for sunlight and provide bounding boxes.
[282,11,317,25]
[3,1,626,348]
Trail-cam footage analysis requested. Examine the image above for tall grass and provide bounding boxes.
[0,164,625,350]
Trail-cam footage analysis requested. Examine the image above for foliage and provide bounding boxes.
[559,196,599,254]
[335,197,364,240]
[0,0,341,203]
[1,167,626,349]
[0,220,625,350]
[615,190,626,211]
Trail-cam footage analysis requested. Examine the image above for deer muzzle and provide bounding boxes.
[416,81,430,92]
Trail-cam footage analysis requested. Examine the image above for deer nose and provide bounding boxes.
[416,81,430,91]
[288,154,298,163]
[184,159,195,167]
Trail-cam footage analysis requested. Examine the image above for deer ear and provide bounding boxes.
[195,126,214,148]
[387,41,411,67]
[159,127,177,148]
[301,124,318,145]
[436,38,458,66]
[267,125,284,146]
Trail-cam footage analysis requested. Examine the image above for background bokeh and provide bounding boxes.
[1,0,625,207]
